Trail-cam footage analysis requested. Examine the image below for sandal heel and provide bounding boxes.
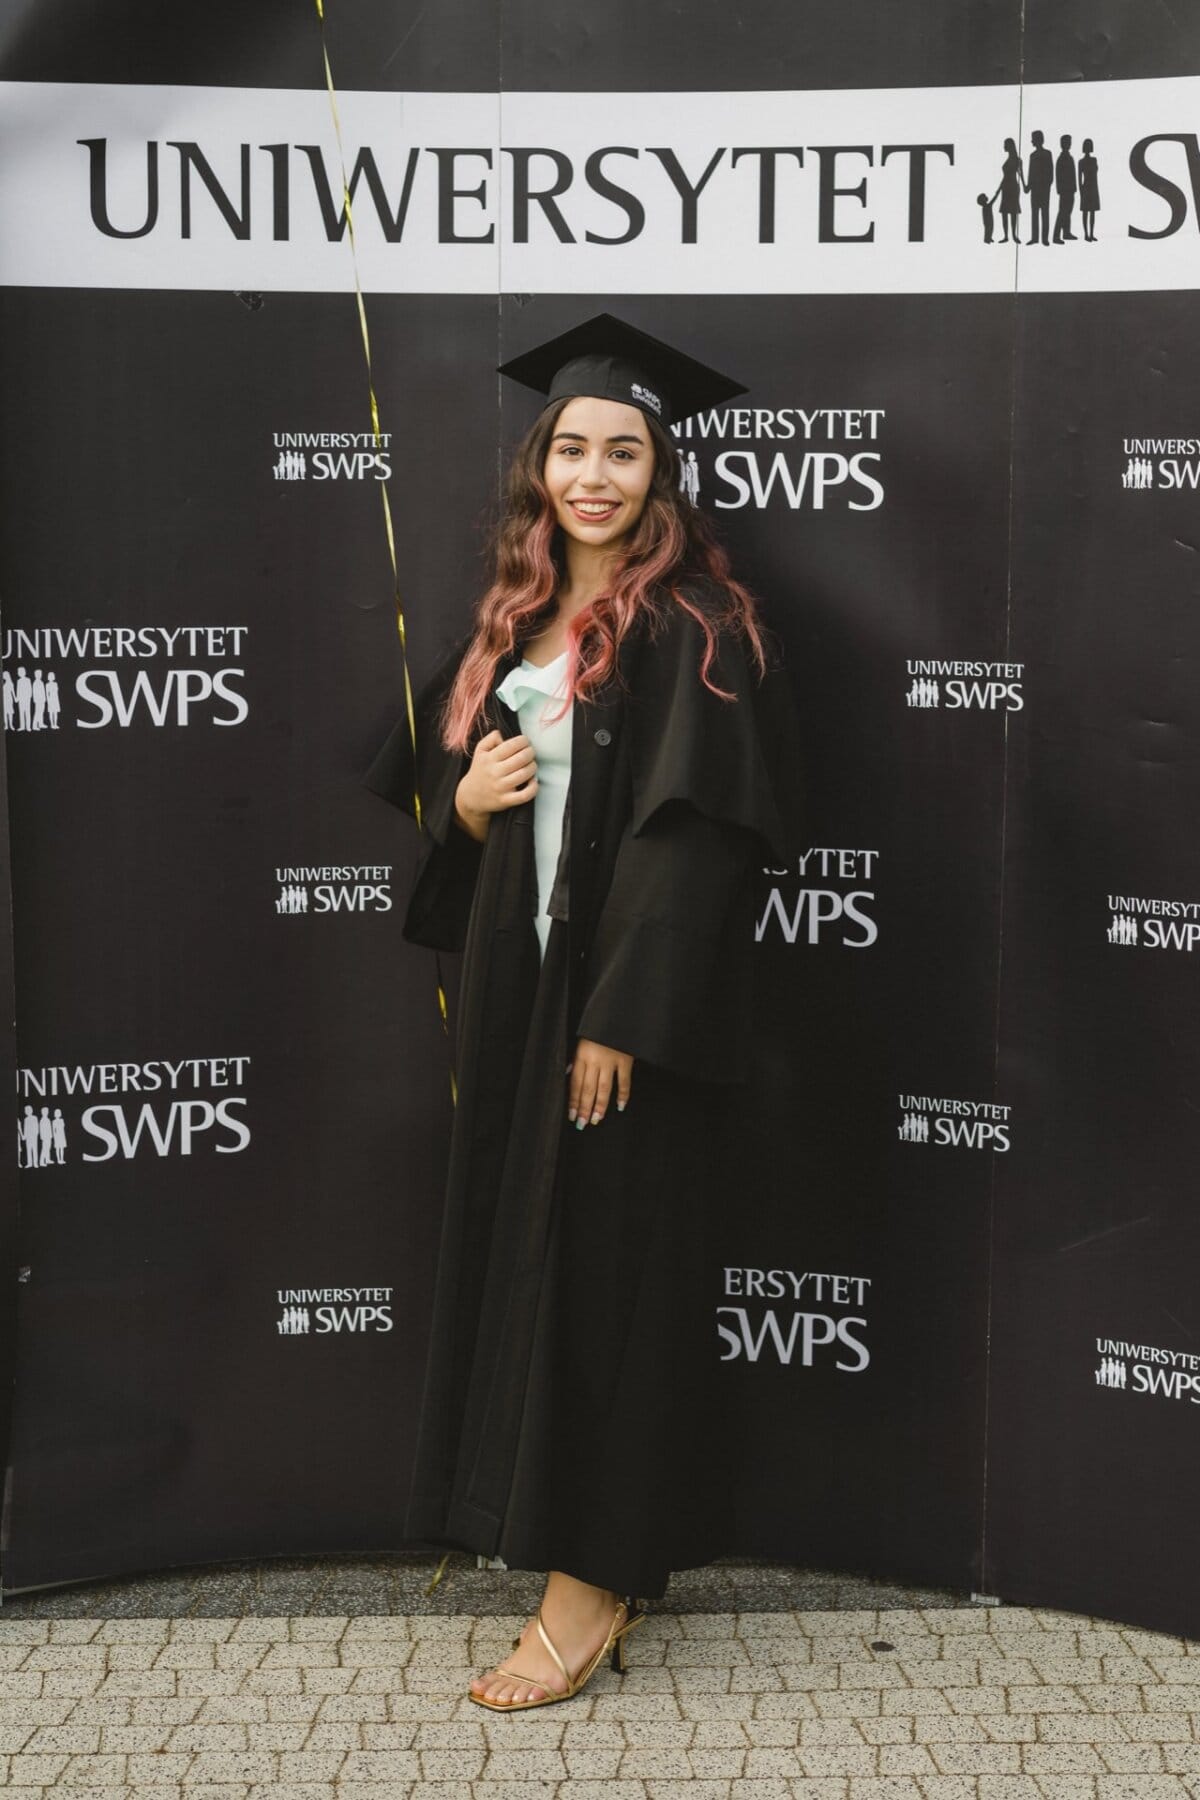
[610,1633,627,1673]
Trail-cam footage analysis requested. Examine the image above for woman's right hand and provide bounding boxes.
[453,729,538,841]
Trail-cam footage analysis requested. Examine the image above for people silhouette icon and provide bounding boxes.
[1053,135,1078,242]
[992,137,1027,244]
[18,1104,37,1168]
[1027,130,1053,244]
[1079,137,1100,241]
[37,1105,53,1168]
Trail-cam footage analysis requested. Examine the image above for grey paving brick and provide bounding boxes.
[272,1751,347,1780]
[1020,1743,1107,1772]
[164,1726,249,1752]
[287,1621,346,1643]
[0,1673,45,1697]
[244,1726,312,1751]
[685,1723,750,1750]
[910,1717,989,1745]
[358,1725,420,1750]
[795,1746,878,1777]
[130,1703,205,1727]
[980,1718,1037,1744]
[619,1748,696,1777]
[125,1754,193,1783]
[7,1753,71,1783]
[42,1674,106,1698]
[26,1648,107,1670]
[59,1753,131,1783]
[181,1753,279,1782]
[1097,1742,1164,1771]
[108,1651,162,1673]
[875,1746,936,1776]
[927,1742,1022,1775]
[244,1786,336,1800]
[1096,1778,1194,1798]
[336,1749,423,1780]
[563,1747,624,1777]
[192,1702,266,1725]
[100,1720,173,1749]
[689,1749,748,1777]
[24,1725,103,1752]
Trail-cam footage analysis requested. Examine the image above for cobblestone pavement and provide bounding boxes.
[2,1580,1199,1799]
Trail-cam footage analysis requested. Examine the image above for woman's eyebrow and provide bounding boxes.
[551,431,646,446]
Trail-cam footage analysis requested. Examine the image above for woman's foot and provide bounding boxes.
[469,1571,624,1706]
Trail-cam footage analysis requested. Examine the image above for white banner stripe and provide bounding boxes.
[1,79,1198,293]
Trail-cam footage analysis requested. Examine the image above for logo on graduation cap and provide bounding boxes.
[496,310,747,438]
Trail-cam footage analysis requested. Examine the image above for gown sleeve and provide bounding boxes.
[574,592,805,1084]
[362,633,483,952]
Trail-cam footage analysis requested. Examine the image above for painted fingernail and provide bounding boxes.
[575,1116,586,1131]
[568,1108,576,1121]
[617,1100,625,1111]
[590,1111,601,1124]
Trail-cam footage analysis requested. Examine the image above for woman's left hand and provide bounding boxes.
[567,1038,633,1128]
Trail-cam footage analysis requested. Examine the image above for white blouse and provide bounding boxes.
[493,648,573,962]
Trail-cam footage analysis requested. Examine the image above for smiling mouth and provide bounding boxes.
[568,500,620,519]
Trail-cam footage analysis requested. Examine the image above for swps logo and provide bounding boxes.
[757,847,879,949]
[905,660,1024,712]
[2,627,249,730]
[15,1055,251,1164]
[275,1287,394,1335]
[1119,438,1200,493]
[1107,892,1200,951]
[671,404,885,513]
[274,864,393,916]
[271,430,392,482]
[717,1267,871,1371]
[1095,1335,1200,1405]
[897,1092,1012,1151]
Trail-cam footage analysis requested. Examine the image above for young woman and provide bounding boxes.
[367,313,804,1712]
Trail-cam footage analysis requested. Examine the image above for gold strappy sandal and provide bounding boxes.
[468,1594,645,1711]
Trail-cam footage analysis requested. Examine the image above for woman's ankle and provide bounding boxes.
[543,1569,620,1613]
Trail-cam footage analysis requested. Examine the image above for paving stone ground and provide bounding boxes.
[2,1559,1196,1797]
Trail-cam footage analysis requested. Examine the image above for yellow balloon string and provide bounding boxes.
[313,0,457,1110]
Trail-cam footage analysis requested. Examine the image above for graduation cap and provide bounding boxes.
[496,311,747,432]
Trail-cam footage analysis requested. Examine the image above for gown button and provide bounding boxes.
[593,727,612,745]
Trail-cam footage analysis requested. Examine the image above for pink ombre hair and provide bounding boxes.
[437,395,773,752]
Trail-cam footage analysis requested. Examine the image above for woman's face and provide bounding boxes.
[542,394,656,550]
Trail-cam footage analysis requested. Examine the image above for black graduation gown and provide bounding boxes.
[365,580,804,1598]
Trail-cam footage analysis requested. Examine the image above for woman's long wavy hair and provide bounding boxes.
[437,395,773,751]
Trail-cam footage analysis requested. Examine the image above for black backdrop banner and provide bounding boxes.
[1,0,1198,1635]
